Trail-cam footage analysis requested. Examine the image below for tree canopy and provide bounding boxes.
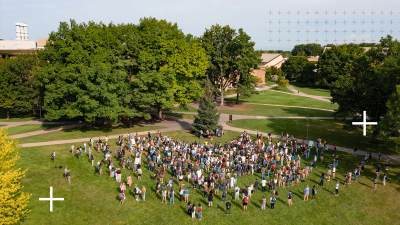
[201,25,259,105]
[0,55,40,118]
[38,19,208,124]
[0,129,30,225]
[291,43,323,56]
[281,56,316,84]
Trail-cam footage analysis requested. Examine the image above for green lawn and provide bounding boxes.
[228,90,337,110]
[291,85,331,97]
[164,130,241,144]
[18,136,400,225]
[17,125,163,144]
[271,85,291,93]
[218,104,334,117]
[3,124,59,135]
[0,117,37,122]
[230,119,400,154]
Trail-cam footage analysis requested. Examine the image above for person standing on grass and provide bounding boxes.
[242,195,249,211]
[162,187,167,204]
[196,204,203,220]
[89,153,94,166]
[319,173,325,187]
[383,173,387,186]
[127,175,133,188]
[141,185,146,201]
[270,194,276,209]
[208,190,214,207]
[119,191,126,205]
[137,164,143,181]
[288,191,293,206]
[311,185,317,199]
[373,178,378,191]
[261,178,267,192]
[304,185,310,201]
[332,165,336,179]
[191,204,196,219]
[335,181,340,196]
[169,188,175,205]
[261,196,267,210]
[64,167,71,184]
[50,152,56,161]
[235,186,240,200]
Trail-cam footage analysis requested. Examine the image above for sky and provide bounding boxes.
[1,0,400,50]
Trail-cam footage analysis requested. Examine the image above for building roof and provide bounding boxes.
[260,53,282,63]
[0,39,47,55]
[36,38,48,49]
[307,56,319,62]
[0,40,36,51]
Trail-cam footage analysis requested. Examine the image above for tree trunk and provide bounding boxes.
[220,87,224,106]
[158,108,163,120]
[6,110,9,119]
[236,92,240,104]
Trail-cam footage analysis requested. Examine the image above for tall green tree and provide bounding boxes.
[381,85,400,136]
[292,43,323,56]
[0,130,30,225]
[330,37,400,129]
[133,18,208,119]
[201,25,259,106]
[192,82,219,136]
[281,56,315,83]
[38,21,134,125]
[234,29,260,103]
[317,44,364,87]
[0,55,39,118]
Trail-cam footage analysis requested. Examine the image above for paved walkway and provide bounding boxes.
[18,119,192,148]
[287,85,332,102]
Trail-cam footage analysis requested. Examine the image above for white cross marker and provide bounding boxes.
[39,186,64,212]
[352,111,378,136]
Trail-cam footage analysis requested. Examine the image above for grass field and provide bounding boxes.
[17,125,163,144]
[271,85,291,93]
[291,84,331,97]
[0,117,37,122]
[230,119,400,154]
[3,124,59,135]
[227,90,337,110]
[218,103,334,117]
[164,130,241,144]
[17,132,400,225]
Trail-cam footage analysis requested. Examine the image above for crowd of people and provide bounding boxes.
[54,130,390,219]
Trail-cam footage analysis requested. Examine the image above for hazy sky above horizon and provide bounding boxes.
[1,0,400,50]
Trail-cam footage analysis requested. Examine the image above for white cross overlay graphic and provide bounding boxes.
[39,186,64,212]
[352,111,378,136]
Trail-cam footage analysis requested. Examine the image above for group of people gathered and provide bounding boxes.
[56,129,389,220]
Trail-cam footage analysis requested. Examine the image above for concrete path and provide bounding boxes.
[286,85,332,102]
[18,119,192,148]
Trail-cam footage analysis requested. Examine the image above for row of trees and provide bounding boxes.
[279,38,400,136]
[0,19,259,126]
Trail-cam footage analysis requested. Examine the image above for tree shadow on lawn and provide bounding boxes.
[231,199,242,208]
[251,199,261,209]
